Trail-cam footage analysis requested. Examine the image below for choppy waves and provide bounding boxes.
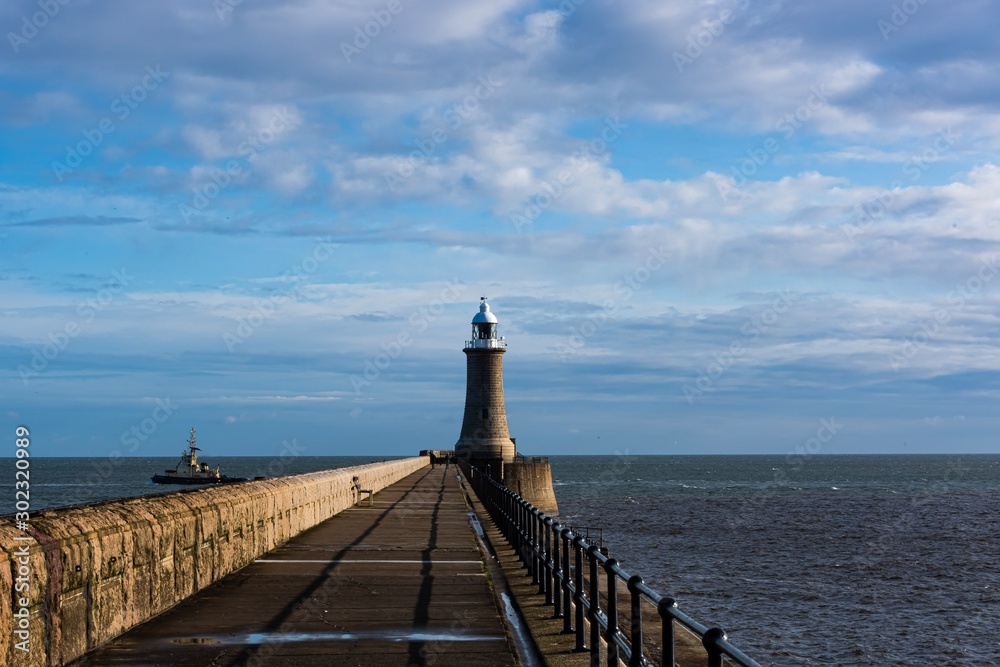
[551,455,1000,667]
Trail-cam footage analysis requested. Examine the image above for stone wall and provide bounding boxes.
[504,460,559,516]
[0,456,428,667]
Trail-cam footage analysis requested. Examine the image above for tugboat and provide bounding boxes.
[151,428,248,485]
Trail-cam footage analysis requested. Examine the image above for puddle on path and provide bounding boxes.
[171,630,505,645]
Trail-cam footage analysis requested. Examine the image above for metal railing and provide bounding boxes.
[462,463,765,667]
[513,453,549,464]
[464,338,507,349]
[563,524,605,551]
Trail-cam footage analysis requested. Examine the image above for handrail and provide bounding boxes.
[461,462,765,667]
[513,453,549,464]
[464,338,507,349]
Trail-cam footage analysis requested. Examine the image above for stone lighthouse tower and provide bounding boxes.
[454,297,515,464]
[455,298,558,515]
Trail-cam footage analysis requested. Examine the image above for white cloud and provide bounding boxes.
[6,0,1000,453]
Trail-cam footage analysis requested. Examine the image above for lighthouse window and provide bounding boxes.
[481,408,489,419]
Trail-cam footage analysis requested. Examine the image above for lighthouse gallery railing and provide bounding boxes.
[464,338,507,349]
[462,463,765,667]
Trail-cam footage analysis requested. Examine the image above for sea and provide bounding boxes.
[2,454,998,667]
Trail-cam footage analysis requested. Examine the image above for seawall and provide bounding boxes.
[0,456,429,667]
[504,459,559,516]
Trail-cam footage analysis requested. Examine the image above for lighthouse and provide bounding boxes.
[454,298,559,515]
[454,297,515,463]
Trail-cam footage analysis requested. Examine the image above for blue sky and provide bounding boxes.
[3,0,1000,457]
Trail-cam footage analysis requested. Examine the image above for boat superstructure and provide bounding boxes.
[151,428,247,485]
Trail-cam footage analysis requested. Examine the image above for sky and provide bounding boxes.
[3,0,1000,458]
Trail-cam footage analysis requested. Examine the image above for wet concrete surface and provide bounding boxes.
[74,466,517,666]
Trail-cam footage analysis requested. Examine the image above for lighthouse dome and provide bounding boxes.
[472,300,498,324]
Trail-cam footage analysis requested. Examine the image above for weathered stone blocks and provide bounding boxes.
[0,456,428,666]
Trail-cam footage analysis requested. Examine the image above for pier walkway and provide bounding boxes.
[77,465,518,666]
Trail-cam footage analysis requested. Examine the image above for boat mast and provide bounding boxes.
[188,427,198,469]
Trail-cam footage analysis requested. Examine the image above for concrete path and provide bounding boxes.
[77,465,517,666]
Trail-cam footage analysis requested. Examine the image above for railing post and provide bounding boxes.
[627,574,643,667]
[523,503,532,570]
[702,627,727,667]
[495,481,504,534]
[525,504,534,572]
[514,499,523,563]
[494,482,502,533]
[510,493,518,545]
[544,518,554,605]
[604,558,619,666]
[514,496,520,548]
[552,522,562,619]
[506,489,513,540]
[529,506,539,583]
[510,493,517,544]
[561,528,573,634]
[535,511,546,594]
[587,545,601,667]
[525,507,532,570]
[573,535,587,651]
[506,488,513,541]
[500,487,507,524]
[658,597,677,667]
[521,499,538,584]
[496,482,504,530]
[528,508,536,581]
[485,472,492,515]
[509,496,517,553]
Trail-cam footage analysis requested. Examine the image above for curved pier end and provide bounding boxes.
[504,459,559,517]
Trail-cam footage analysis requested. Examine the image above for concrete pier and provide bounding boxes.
[3,457,723,666]
[72,465,518,666]
[0,458,429,666]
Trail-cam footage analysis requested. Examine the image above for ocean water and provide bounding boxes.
[549,455,1000,667]
[0,456,400,512]
[2,454,998,666]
